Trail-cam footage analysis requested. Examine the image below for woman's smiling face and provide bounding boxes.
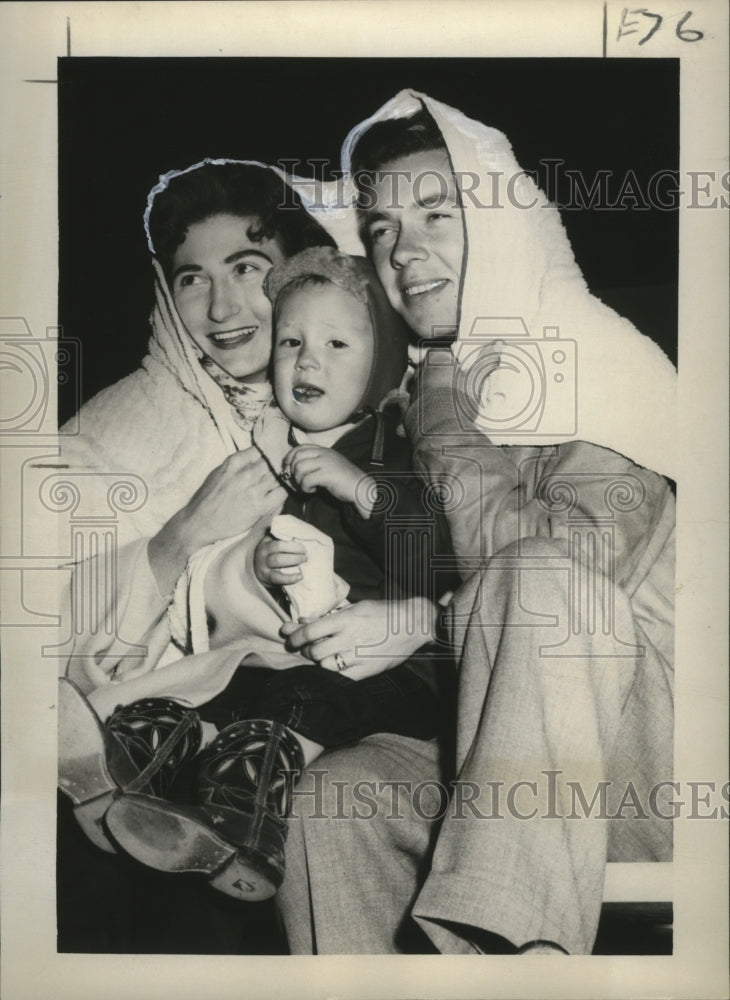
[171,213,286,381]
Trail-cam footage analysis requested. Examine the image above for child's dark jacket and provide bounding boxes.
[262,405,458,747]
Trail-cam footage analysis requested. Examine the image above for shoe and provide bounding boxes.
[57,677,202,852]
[105,719,304,901]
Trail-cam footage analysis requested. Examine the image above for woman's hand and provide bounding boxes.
[148,449,287,594]
[284,445,375,519]
[280,597,438,681]
[253,534,307,587]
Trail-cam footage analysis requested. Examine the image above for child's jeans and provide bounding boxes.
[198,648,454,748]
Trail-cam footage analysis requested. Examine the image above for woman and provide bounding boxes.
[57,159,337,951]
[59,160,337,692]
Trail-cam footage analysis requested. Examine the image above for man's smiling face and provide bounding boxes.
[362,148,465,341]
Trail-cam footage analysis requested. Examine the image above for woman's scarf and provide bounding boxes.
[193,348,271,433]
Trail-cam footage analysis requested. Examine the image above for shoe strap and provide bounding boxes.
[198,719,304,818]
[255,721,287,810]
[123,710,200,794]
[245,721,290,842]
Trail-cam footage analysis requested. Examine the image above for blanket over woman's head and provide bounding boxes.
[59,157,362,544]
[58,252,277,544]
[59,160,296,542]
[337,91,677,481]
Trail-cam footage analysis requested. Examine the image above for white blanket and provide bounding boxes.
[339,91,677,480]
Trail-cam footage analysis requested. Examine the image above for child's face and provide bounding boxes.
[273,283,373,433]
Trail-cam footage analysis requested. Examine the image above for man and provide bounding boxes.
[276,93,675,956]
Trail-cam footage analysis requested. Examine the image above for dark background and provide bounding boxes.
[58,57,678,426]
[57,58,679,954]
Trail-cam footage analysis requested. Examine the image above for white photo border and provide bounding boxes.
[1,2,727,998]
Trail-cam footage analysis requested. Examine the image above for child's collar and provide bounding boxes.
[290,420,363,449]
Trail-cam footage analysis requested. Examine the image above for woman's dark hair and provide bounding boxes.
[148,162,336,278]
[350,108,447,179]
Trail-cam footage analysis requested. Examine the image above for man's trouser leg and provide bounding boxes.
[413,537,673,955]
[277,732,445,954]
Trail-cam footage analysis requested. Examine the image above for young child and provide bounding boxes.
[60,248,457,904]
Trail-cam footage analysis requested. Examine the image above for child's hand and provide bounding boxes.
[283,446,376,517]
[253,534,307,587]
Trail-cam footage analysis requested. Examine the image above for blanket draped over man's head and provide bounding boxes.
[338,91,677,481]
